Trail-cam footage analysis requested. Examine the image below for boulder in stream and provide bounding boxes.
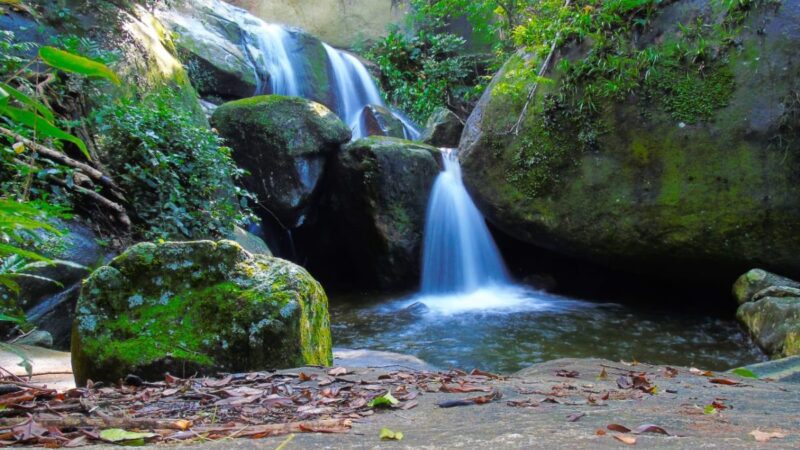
[71,240,332,385]
[735,269,800,359]
[361,104,406,138]
[459,1,800,281]
[318,137,440,289]
[211,95,351,229]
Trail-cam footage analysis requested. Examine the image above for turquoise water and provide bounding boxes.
[330,287,765,374]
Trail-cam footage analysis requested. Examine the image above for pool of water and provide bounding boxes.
[330,285,765,374]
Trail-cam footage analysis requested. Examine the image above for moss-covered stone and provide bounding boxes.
[738,297,800,359]
[211,95,350,228]
[71,240,332,385]
[319,137,440,289]
[362,105,406,139]
[460,1,800,280]
[733,269,800,305]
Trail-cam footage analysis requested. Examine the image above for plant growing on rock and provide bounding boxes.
[93,89,254,241]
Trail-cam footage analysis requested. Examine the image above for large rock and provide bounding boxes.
[158,0,333,105]
[211,95,351,228]
[460,1,800,280]
[228,0,408,49]
[71,240,332,385]
[421,107,464,148]
[324,137,440,288]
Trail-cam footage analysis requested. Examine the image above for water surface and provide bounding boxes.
[330,287,765,374]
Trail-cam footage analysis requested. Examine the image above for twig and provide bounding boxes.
[0,126,124,195]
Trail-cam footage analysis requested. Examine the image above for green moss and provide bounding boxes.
[72,241,333,384]
[648,65,736,123]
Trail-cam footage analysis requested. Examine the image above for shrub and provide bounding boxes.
[93,89,253,240]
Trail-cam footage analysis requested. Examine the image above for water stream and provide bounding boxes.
[225,6,420,139]
[421,149,510,295]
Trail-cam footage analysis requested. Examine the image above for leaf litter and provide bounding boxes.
[0,367,501,447]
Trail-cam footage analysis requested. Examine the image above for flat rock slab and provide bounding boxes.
[110,358,798,449]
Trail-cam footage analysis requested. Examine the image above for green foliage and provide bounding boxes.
[367,29,476,123]
[39,46,120,85]
[93,89,253,240]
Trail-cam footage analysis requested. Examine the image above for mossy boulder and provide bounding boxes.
[322,137,440,288]
[211,95,351,228]
[460,1,800,280]
[421,107,464,148]
[71,240,332,385]
[738,297,800,359]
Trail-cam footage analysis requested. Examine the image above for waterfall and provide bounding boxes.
[251,24,302,96]
[421,149,510,294]
[323,43,420,139]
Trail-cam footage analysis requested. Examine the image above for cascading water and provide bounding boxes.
[421,149,510,294]
[323,43,420,139]
[251,24,302,97]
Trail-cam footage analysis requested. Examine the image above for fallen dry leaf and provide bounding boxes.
[566,412,585,422]
[613,434,637,445]
[596,429,607,436]
[750,430,786,443]
[709,378,741,386]
[328,367,348,377]
[556,370,580,378]
[689,368,713,377]
[632,424,669,435]
[607,424,632,433]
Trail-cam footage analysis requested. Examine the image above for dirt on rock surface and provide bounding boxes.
[1,356,798,448]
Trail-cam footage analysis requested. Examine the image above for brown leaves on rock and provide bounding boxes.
[0,367,507,447]
[613,434,637,445]
[617,373,656,394]
[709,378,742,386]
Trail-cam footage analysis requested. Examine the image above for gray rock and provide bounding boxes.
[71,240,332,385]
[231,226,272,256]
[14,330,53,348]
[421,107,464,148]
[361,104,405,138]
[737,296,800,358]
[733,268,800,305]
[733,355,800,383]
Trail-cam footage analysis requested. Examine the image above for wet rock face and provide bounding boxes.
[228,0,408,49]
[320,137,440,289]
[736,269,800,359]
[71,240,333,385]
[421,107,464,148]
[210,95,351,229]
[157,0,334,105]
[460,1,800,281]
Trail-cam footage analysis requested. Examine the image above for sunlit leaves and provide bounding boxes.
[39,46,120,85]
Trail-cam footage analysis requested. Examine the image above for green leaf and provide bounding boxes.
[0,82,55,123]
[0,243,53,262]
[0,313,24,324]
[0,86,8,110]
[368,391,399,408]
[379,427,404,441]
[731,367,758,379]
[703,404,718,415]
[39,46,120,85]
[99,429,157,445]
[0,105,89,158]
